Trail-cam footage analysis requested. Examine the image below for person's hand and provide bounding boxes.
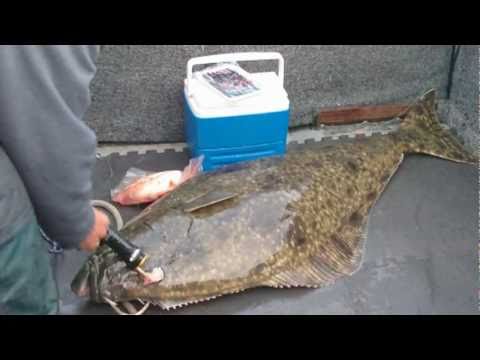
[79,208,110,252]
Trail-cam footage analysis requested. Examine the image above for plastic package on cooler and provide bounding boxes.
[111,156,204,206]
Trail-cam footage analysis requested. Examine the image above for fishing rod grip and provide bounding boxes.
[103,229,147,270]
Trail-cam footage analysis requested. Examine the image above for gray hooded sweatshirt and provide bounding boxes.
[0,45,100,249]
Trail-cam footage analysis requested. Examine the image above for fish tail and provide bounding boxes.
[395,89,477,164]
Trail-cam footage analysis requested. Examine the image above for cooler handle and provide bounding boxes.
[186,52,285,95]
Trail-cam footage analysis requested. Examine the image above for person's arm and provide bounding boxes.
[0,45,103,250]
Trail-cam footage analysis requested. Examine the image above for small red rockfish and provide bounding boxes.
[112,156,204,206]
[112,170,183,205]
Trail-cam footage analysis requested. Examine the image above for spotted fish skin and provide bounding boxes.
[71,90,476,310]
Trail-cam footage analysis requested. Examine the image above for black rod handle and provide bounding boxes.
[103,229,146,270]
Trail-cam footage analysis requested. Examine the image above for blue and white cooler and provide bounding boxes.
[184,52,290,171]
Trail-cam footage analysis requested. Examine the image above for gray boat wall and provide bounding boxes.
[440,45,478,153]
[84,45,478,153]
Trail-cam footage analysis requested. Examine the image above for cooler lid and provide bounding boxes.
[185,72,289,118]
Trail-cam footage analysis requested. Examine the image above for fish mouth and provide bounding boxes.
[71,250,147,304]
[70,252,112,303]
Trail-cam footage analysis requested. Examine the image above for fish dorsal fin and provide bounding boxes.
[262,218,369,289]
[420,88,436,110]
[403,88,437,116]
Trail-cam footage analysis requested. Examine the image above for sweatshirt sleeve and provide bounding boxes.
[0,45,101,249]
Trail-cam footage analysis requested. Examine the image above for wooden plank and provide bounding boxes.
[316,103,409,126]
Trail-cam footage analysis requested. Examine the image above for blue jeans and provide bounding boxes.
[0,147,58,315]
[0,221,58,315]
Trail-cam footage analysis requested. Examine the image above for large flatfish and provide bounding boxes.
[71,90,476,313]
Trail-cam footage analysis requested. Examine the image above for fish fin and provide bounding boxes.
[152,295,225,311]
[149,287,250,311]
[263,224,368,289]
[183,190,239,213]
[262,263,330,288]
[397,89,477,164]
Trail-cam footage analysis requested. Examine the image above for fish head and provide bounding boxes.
[71,246,144,303]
